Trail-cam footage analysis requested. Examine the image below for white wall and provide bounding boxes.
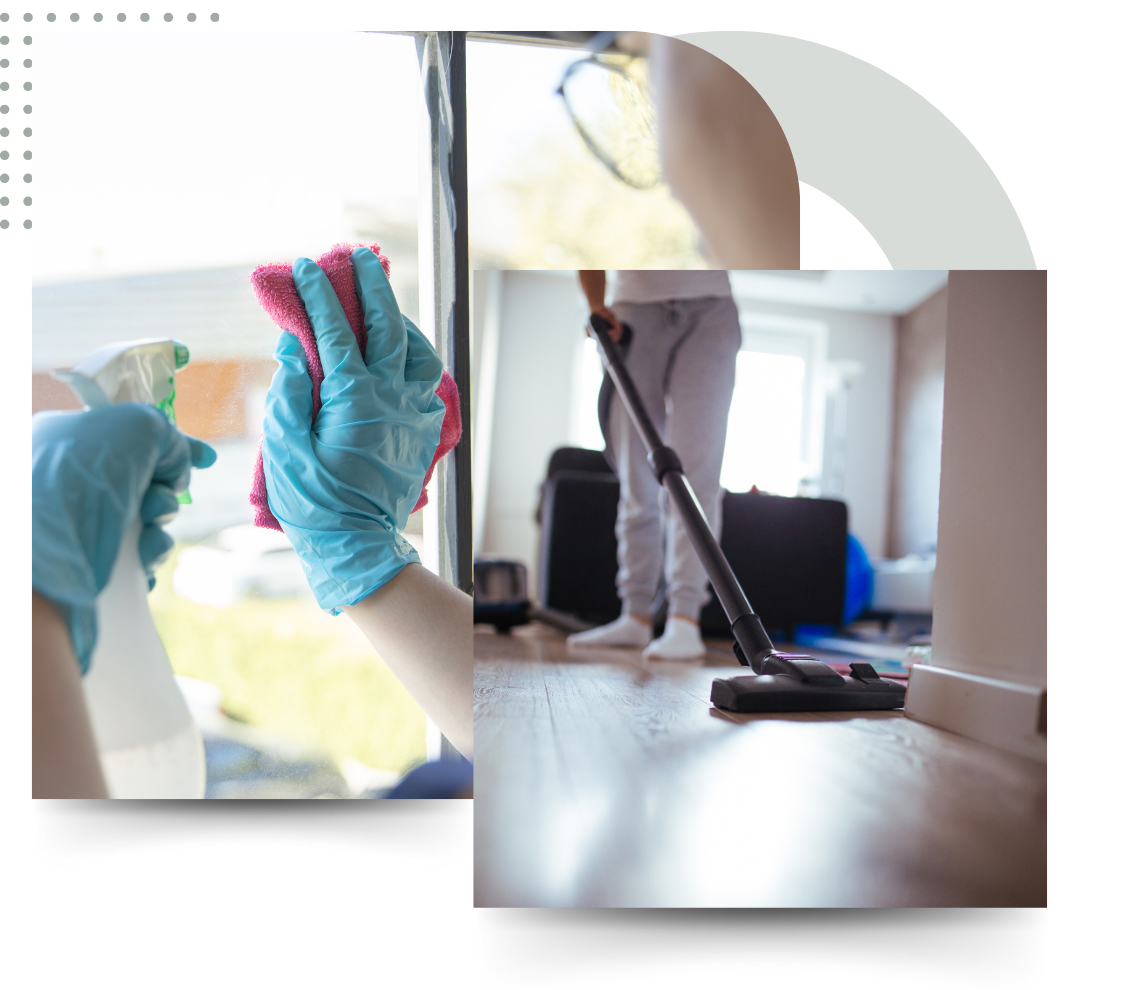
[477,272,588,595]
[822,308,896,559]
[887,286,947,558]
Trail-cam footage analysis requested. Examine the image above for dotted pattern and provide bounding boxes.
[35,11,222,24]
[0,12,221,231]
[0,16,32,230]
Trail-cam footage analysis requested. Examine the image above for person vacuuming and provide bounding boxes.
[568,270,742,660]
[586,312,907,713]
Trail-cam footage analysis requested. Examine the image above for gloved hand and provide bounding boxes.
[262,246,446,612]
[32,403,217,673]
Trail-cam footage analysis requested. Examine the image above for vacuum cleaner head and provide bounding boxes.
[711,656,907,713]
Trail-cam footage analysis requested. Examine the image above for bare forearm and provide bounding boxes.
[578,270,607,311]
[578,270,624,340]
[32,593,109,798]
[649,36,799,268]
[343,563,473,759]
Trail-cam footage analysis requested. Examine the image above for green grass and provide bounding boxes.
[149,549,427,775]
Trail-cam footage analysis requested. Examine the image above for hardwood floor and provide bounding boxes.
[473,624,1046,908]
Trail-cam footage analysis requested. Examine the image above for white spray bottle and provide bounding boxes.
[54,339,206,799]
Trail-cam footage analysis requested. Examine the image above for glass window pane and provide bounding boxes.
[33,32,429,798]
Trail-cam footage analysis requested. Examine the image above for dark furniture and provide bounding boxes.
[536,447,848,636]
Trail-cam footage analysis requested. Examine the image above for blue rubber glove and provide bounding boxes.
[32,403,218,673]
[262,246,445,612]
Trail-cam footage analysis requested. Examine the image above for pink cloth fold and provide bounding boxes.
[248,242,462,532]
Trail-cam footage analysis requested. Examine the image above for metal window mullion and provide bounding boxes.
[448,34,472,598]
[416,32,472,766]
[416,32,472,598]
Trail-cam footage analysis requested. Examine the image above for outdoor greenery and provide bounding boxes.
[149,549,427,775]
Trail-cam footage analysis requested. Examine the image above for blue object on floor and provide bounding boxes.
[844,533,874,625]
[793,623,835,642]
[387,760,473,799]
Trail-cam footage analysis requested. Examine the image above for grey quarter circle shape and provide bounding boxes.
[679,31,1035,269]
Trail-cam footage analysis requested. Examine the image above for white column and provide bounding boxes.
[906,270,1046,761]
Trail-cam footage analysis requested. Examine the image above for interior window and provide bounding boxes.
[720,351,807,496]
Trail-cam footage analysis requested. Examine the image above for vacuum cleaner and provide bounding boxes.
[473,557,595,634]
[588,314,907,714]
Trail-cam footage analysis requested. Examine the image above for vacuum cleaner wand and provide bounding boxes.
[588,314,907,713]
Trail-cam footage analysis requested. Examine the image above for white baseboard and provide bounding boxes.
[905,664,1046,763]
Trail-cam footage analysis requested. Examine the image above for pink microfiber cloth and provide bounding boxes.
[248,241,462,532]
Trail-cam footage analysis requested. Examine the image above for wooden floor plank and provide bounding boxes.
[474,624,1046,908]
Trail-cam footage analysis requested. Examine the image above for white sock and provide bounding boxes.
[642,617,705,660]
[567,613,652,649]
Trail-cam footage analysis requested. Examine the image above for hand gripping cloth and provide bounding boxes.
[248,242,461,532]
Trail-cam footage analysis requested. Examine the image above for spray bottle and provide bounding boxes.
[54,339,206,798]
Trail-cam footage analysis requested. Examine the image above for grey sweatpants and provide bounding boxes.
[605,296,741,621]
